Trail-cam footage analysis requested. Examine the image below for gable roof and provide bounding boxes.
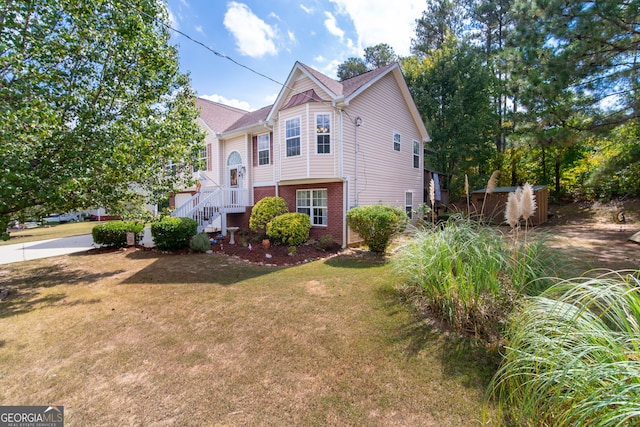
[196,98,247,133]
[200,61,429,142]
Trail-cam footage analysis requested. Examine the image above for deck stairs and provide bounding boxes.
[171,187,248,233]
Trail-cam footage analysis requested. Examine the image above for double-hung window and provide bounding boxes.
[413,140,420,168]
[257,134,270,165]
[316,113,331,154]
[296,189,328,226]
[286,117,301,157]
[193,147,207,172]
[393,132,401,151]
[405,191,413,218]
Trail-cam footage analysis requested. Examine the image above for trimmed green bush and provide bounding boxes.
[189,232,211,253]
[92,220,144,247]
[266,212,311,247]
[250,196,289,236]
[346,205,409,253]
[151,217,197,251]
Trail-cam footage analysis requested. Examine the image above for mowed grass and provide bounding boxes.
[1,222,97,246]
[0,249,497,426]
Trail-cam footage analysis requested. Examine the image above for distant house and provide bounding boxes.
[172,61,430,247]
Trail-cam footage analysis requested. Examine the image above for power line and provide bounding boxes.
[128,0,285,88]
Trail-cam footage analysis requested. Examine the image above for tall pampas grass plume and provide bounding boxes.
[429,178,436,224]
[465,174,470,216]
[505,191,520,229]
[481,170,500,220]
[521,182,537,229]
[486,170,499,194]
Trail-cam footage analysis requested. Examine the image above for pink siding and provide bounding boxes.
[342,73,424,213]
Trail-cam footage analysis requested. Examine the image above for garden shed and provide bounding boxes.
[471,185,549,225]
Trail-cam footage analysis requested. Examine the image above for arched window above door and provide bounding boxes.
[227,151,242,166]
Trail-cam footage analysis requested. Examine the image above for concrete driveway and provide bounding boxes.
[0,234,95,265]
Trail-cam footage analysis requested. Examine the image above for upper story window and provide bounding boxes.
[286,117,301,157]
[193,147,207,172]
[393,132,401,152]
[257,133,270,165]
[316,113,331,154]
[413,140,420,169]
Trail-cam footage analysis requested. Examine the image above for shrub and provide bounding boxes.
[317,234,335,251]
[346,205,409,253]
[488,271,640,426]
[266,212,311,247]
[189,232,211,253]
[391,216,560,342]
[249,196,289,237]
[151,216,197,251]
[92,220,144,247]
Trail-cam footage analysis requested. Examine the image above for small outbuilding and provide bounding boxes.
[471,185,549,225]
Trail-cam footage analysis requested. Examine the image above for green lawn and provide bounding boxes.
[2,222,97,246]
[0,249,498,426]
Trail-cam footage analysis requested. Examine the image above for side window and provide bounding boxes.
[393,132,401,152]
[413,140,420,168]
[316,113,331,154]
[286,117,301,157]
[257,133,270,165]
[405,191,413,218]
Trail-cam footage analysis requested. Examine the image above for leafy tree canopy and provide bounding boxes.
[0,0,205,226]
[337,43,398,80]
[511,0,640,129]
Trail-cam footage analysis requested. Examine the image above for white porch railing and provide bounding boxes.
[172,187,248,233]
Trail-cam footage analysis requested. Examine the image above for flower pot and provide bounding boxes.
[262,239,271,250]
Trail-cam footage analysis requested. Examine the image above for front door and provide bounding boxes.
[227,151,243,205]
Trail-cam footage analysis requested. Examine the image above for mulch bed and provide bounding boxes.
[87,234,343,267]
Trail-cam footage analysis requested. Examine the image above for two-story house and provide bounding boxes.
[171,61,429,248]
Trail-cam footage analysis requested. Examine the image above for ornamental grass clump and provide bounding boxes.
[487,271,640,426]
[392,216,558,342]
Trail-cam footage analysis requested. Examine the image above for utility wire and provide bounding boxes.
[124,0,286,87]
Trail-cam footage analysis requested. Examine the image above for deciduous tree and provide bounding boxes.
[0,0,204,229]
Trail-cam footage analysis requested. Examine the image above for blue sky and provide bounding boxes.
[166,0,425,111]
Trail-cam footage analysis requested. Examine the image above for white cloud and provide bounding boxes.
[264,92,279,105]
[300,4,313,14]
[314,55,325,63]
[321,59,341,79]
[328,0,423,56]
[224,2,278,57]
[167,7,179,30]
[324,11,344,41]
[200,94,252,111]
[288,30,296,43]
[195,25,204,35]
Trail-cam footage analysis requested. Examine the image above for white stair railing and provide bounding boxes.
[172,187,249,232]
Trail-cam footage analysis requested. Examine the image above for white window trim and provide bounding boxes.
[413,140,420,169]
[285,116,302,158]
[405,190,413,218]
[315,112,331,155]
[296,188,328,227]
[257,133,270,166]
[393,131,401,152]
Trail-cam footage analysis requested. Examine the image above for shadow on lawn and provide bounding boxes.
[0,265,122,319]
[120,250,281,286]
[378,286,500,392]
